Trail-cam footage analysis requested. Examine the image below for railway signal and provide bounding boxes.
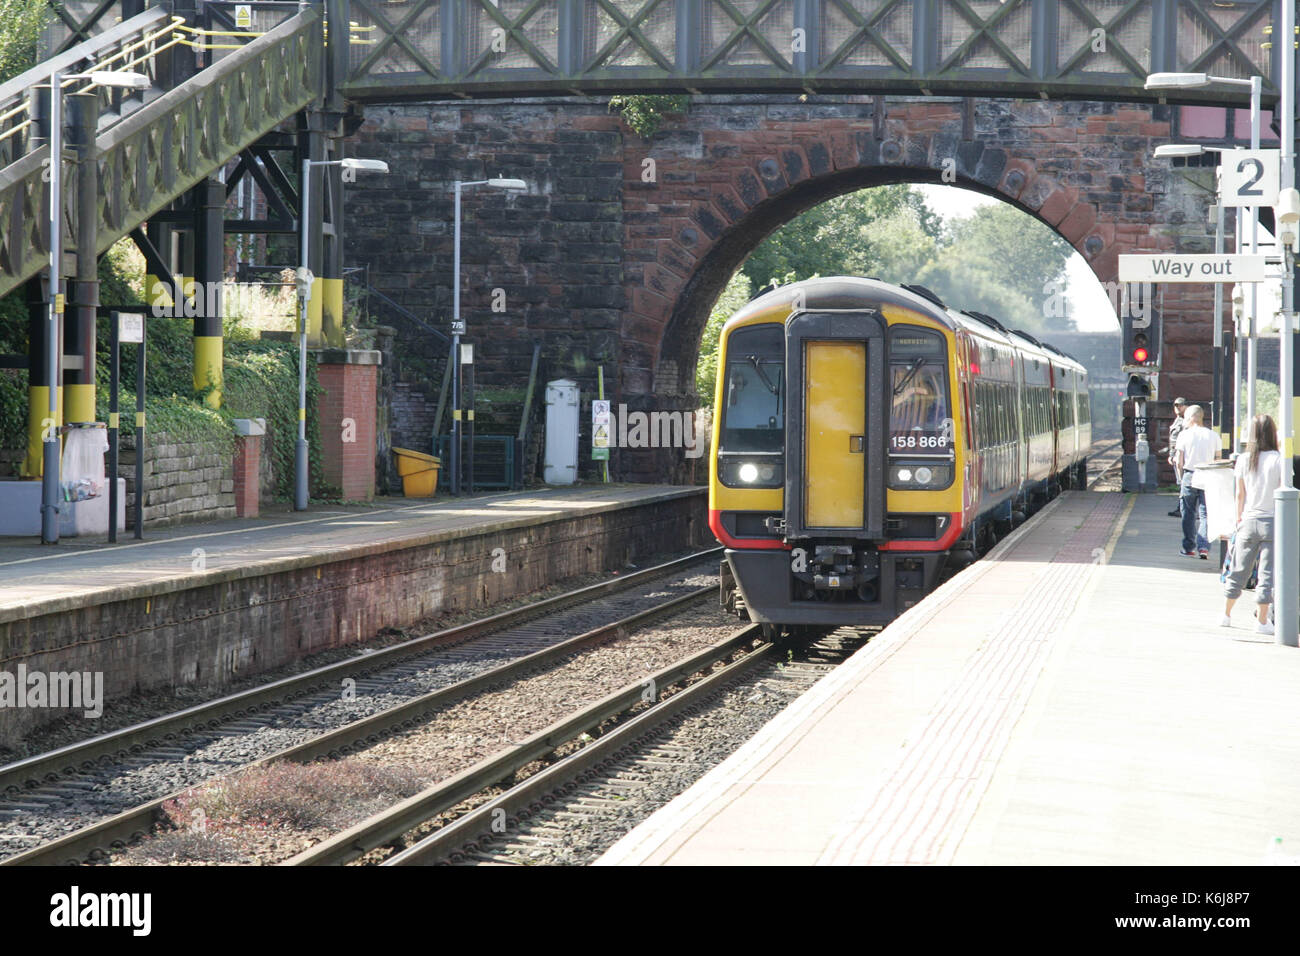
[1119,283,1161,372]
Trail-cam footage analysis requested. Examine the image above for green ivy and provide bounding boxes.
[223,340,327,500]
[607,95,690,138]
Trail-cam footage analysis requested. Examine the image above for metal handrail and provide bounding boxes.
[0,6,169,109]
[0,8,182,158]
[356,283,450,345]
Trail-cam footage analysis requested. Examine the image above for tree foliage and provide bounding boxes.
[740,185,941,293]
[739,185,1074,332]
[607,95,691,138]
[0,0,51,82]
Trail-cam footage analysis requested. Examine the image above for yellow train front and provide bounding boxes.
[709,276,1088,630]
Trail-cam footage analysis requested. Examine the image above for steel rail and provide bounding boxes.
[288,624,764,866]
[2,575,722,866]
[0,547,720,794]
[382,628,771,866]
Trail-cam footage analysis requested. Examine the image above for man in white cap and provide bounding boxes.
[1166,397,1188,517]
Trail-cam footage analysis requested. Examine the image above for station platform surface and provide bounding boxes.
[0,484,701,622]
[598,490,1300,866]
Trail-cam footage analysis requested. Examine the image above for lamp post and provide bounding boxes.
[1273,0,1298,648]
[294,156,389,511]
[449,177,526,496]
[40,69,149,544]
[1147,72,1263,450]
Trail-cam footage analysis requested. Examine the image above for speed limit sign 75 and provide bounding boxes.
[1221,148,1280,208]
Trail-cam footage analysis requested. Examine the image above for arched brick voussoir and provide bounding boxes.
[657,240,698,280]
[1038,186,1081,228]
[629,287,672,328]
[1078,221,1115,262]
[800,139,833,178]
[731,167,766,211]
[828,130,859,170]
[643,262,687,302]
[778,144,813,188]
[1057,201,1098,247]
[997,158,1035,201]
[711,183,749,228]
[690,203,727,243]
[1018,174,1060,213]
[755,155,789,197]
[1089,246,1121,287]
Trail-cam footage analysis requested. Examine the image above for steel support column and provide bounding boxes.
[193,177,225,406]
[298,113,326,347]
[321,135,345,348]
[65,90,99,426]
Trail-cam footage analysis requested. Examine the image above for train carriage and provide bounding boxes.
[710,276,1089,631]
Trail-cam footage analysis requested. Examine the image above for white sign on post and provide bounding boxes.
[592,399,610,459]
[1118,254,1270,283]
[1220,148,1281,208]
[119,312,144,344]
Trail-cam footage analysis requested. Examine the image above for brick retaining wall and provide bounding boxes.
[0,488,707,742]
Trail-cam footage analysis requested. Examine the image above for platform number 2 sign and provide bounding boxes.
[1221,149,1280,208]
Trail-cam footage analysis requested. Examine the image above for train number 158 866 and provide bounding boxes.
[891,435,949,449]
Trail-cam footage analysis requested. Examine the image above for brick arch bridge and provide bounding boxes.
[346,95,1218,481]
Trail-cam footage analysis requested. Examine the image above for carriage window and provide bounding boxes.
[890,326,952,454]
[719,324,785,454]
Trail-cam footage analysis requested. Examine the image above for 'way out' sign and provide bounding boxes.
[1118,253,1270,283]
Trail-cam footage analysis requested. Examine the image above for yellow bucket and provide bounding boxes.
[392,447,441,498]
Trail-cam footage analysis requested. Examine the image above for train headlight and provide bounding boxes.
[719,457,784,489]
[889,462,953,490]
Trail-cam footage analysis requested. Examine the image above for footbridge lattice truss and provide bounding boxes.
[1,0,1282,299]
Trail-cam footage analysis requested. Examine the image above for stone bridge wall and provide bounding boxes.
[345,95,1221,482]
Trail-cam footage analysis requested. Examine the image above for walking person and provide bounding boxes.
[1174,404,1218,558]
[1166,397,1187,516]
[1222,415,1283,635]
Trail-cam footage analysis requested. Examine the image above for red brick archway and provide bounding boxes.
[617,99,1213,407]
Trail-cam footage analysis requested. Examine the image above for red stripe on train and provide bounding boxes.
[710,509,963,552]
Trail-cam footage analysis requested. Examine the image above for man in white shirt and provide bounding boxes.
[1174,404,1219,558]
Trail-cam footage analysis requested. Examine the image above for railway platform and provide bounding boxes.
[0,484,706,744]
[598,490,1300,866]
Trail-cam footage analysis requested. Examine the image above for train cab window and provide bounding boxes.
[889,326,952,454]
[719,324,785,455]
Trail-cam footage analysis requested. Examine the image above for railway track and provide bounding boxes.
[0,549,723,866]
[1087,437,1124,490]
[370,627,869,866]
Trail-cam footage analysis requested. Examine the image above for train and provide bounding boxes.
[709,276,1090,631]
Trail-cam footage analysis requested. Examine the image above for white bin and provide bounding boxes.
[544,379,579,485]
[1193,460,1237,542]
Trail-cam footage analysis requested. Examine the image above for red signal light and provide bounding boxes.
[1133,347,1149,363]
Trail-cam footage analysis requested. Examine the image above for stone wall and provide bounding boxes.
[390,381,438,456]
[124,431,236,527]
[343,94,1226,483]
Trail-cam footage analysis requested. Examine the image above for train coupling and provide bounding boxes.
[797,544,881,595]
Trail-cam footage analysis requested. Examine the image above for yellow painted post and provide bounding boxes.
[321,276,344,348]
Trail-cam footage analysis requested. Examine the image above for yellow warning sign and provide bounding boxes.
[235,4,252,29]
[593,424,610,448]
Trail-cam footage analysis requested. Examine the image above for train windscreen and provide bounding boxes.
[719,324,784,454]
[889,326,952,455]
